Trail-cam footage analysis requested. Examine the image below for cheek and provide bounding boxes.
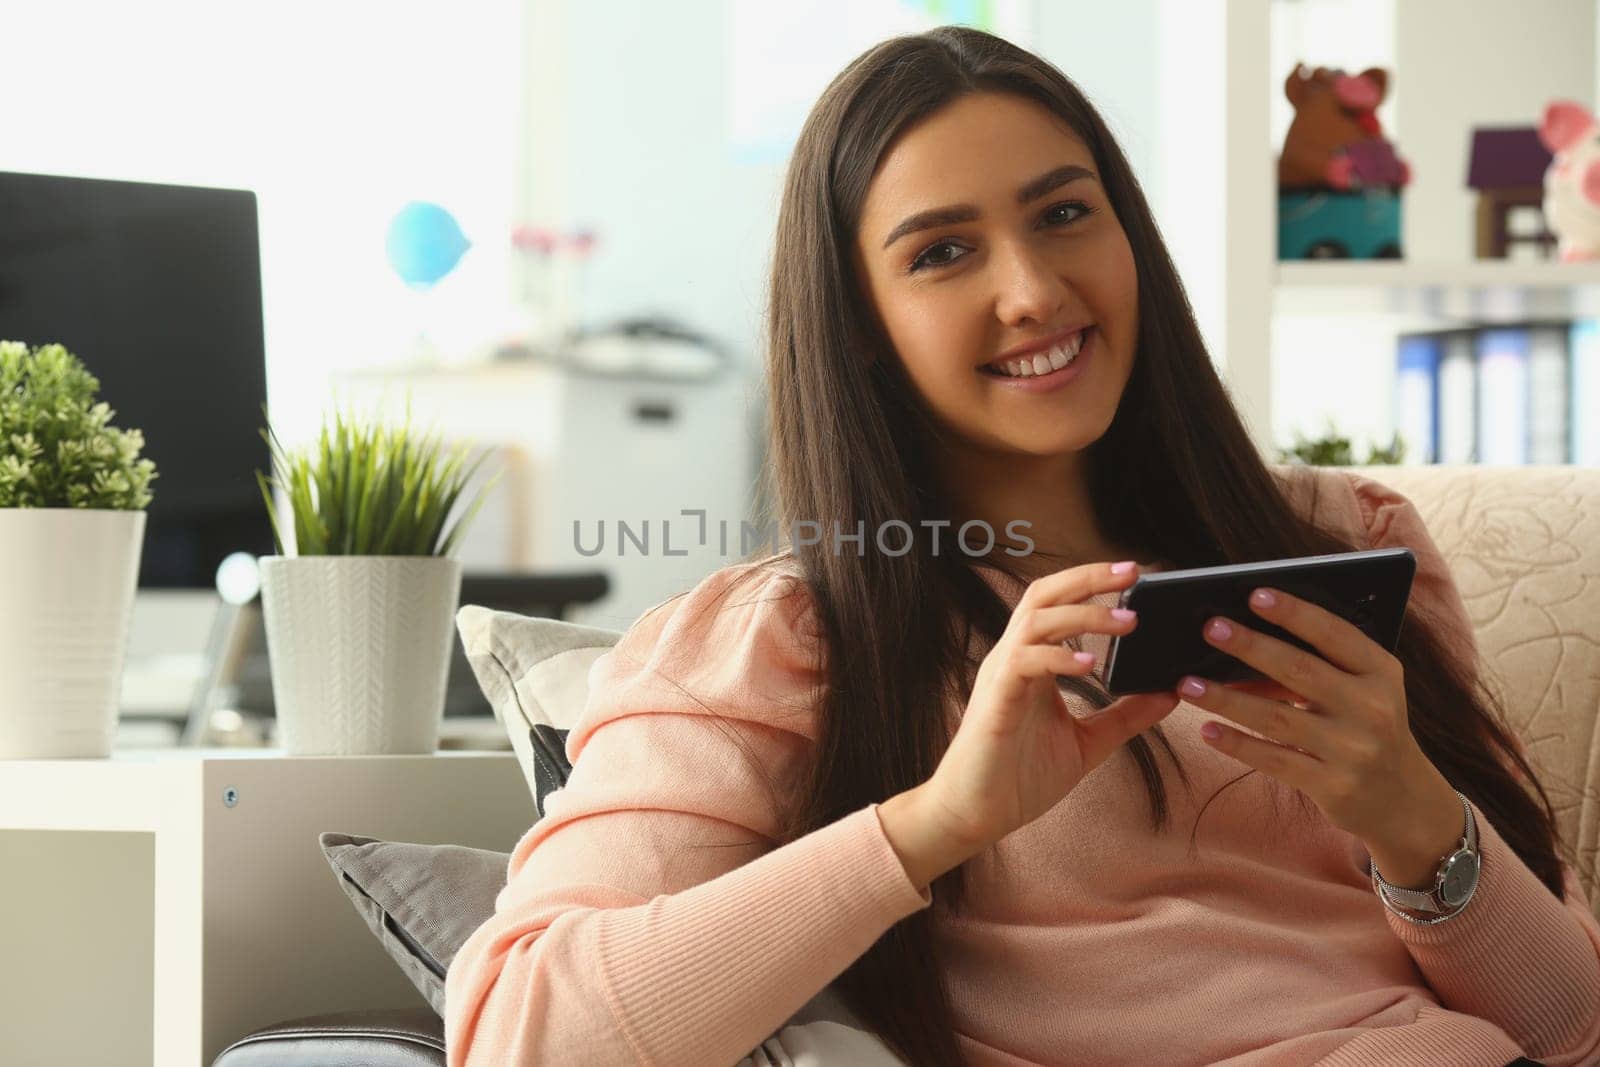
[1095,231,1139,309]
[1090,237,1139,355]
[889,299,986,388]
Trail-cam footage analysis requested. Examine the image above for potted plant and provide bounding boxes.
[1277,423,1407,466]
[255,401,497,756]
[0,341,158,759]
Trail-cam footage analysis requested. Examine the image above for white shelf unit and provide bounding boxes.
[0,750,532,1067]
[1217,0,1600,459]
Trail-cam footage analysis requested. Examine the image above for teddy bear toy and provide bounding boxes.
[1277,64,1411,260]
[1538,99,1600,262]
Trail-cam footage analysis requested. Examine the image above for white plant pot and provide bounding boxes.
[259,556,463,756]
[0,508,146,759]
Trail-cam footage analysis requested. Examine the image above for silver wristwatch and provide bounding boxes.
[1369,790,1480,925]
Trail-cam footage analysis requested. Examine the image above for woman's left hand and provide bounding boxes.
[1176,586,1466,888]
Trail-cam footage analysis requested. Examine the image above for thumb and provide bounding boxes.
[1074,692,1181,770]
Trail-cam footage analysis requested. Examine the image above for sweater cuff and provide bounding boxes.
[870,801,936,910]
[1383,799,1600,1044]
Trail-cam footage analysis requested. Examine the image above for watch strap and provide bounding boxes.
[1370,790,1478,917]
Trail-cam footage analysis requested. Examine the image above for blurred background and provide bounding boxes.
[3,0,1597,747]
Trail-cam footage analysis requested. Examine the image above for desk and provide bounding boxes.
[0,750,532,1067]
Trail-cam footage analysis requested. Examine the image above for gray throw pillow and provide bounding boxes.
[455,605,623,807]
[319,833,509,1016]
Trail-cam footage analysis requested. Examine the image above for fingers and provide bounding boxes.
[1074,692,1181,770]
[1201,614,1349,708]
[1019,559,1140,612]
[1221,679,1309,707]
[1197,718,1323,788]
[1017,602,1137,645]
[986,642,1099,712]
[1011,642,1100,682]
[1177,675,1336,759]
[1244,587,1396,678]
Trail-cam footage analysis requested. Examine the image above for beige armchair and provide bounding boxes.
[1363,465,1600,914]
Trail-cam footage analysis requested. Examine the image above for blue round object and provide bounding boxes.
[386,201,471,288]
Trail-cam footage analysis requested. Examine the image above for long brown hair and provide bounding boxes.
[742,25,1567,1067]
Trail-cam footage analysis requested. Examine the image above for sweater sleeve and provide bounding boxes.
[443,562,932,1067]
[1346,473,1600,1064]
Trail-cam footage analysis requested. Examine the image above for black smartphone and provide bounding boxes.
[1102,548,1417,695]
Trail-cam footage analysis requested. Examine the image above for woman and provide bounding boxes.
[446,26,1600,1066]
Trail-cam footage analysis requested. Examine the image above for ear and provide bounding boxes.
[1356,67,1388,103]
[1285,62,1310,106]
[1541,99,1598,154]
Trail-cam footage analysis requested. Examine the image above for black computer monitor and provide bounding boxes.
[0,170,274,589]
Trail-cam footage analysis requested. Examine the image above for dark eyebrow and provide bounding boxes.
[880,164,1098,251]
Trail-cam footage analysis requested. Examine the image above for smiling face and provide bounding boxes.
[853,91,1139,464]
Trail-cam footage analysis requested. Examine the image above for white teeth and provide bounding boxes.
[990,329,1087,378]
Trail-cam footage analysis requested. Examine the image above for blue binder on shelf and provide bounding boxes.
[1475,328,1531,466]
[1395,333,1441,464]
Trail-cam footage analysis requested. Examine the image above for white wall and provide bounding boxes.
[1,0,1186,448]
[0,0,523,447]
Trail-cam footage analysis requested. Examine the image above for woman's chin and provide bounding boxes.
[992,431,1103,459]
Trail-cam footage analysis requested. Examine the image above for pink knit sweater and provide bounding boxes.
[445,468,1600,1066]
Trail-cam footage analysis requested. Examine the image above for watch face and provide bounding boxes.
[1439,850,1480,906]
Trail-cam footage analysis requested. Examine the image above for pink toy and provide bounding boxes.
[1538,99,1600,262]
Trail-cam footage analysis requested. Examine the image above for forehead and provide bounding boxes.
[860,93,1092,223]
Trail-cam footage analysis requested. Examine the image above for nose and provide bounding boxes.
[991,238,1066,329]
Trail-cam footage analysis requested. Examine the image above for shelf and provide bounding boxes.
[1273,259,1600,321]
[1237,0,1600,448]
[1277,260,1600,290]
[0,751,531,1065]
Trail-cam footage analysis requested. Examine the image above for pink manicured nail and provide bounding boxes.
[1201,722,1222,741]
[1110,561,1137,575]
[1180,676,1206,697]
[1111,608,1136,623]
[1250,588,1277,609]
[1073,652,1097,665]
[1206,618,1233,641]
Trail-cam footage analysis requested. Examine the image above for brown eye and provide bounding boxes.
[1044,201,1094,226]
[908,202,1095,274]
[910,241,966,272]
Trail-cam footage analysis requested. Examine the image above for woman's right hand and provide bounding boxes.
[917,560,1181,859]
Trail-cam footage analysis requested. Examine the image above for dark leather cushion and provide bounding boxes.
[211,1008,444,1067]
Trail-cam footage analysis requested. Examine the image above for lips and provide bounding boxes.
[993,323,1093,361]
[981,327,1092,378]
